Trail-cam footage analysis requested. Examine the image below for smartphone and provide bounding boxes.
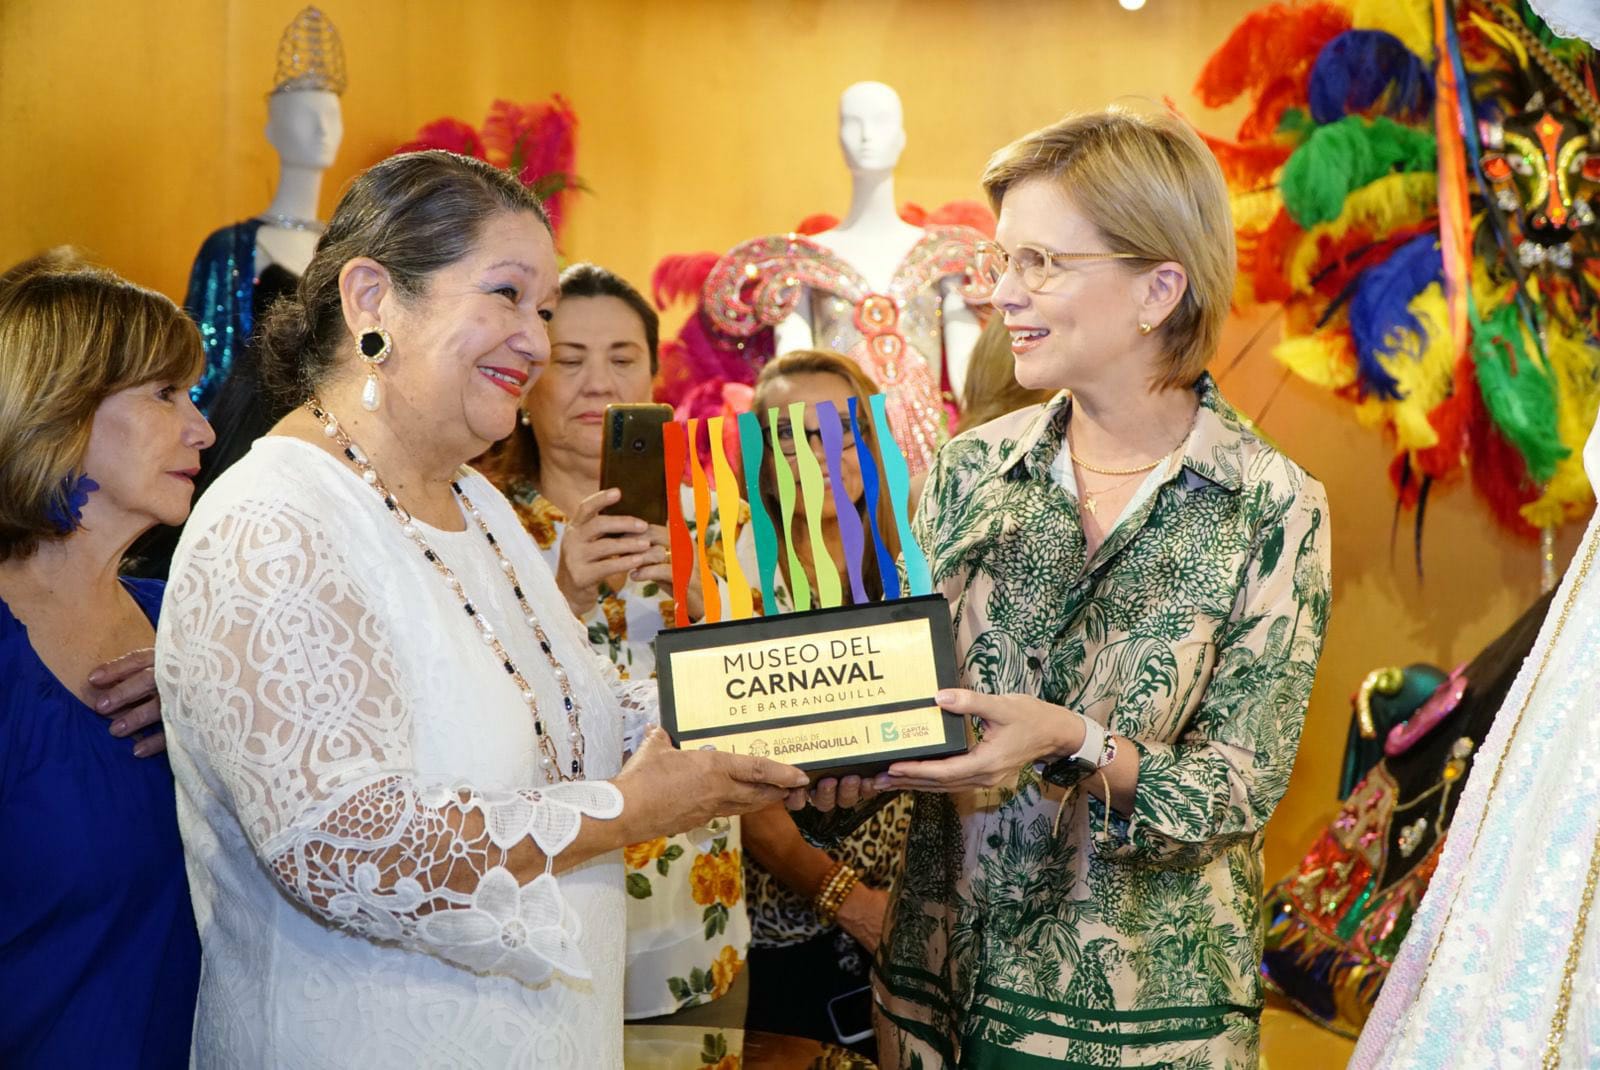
[826,985,875,1046]
[598,403,672,527]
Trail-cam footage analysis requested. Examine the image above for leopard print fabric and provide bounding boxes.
[745,794,913,947]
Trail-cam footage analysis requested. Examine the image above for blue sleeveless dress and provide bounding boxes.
[0,577,200,1067]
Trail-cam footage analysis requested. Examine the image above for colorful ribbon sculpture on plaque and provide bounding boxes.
[660,394,930,622]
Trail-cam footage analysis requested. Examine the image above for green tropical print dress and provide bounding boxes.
[874,375,1332,1069]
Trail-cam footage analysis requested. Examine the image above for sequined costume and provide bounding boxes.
[1351,415,1600,1067]
[182,219,266,415]
[702,227,999,472]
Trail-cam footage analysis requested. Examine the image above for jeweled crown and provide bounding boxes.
[271,7,348,96]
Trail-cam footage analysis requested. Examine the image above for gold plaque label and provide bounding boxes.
[667,619,937,732]
[693,706,949,762]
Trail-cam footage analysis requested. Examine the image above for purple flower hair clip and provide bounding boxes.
[45,471,100,534]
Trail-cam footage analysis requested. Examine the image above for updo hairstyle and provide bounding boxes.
[259,150,550,404]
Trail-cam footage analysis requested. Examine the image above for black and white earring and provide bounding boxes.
[519,408,532,427]
[358,327,392,411]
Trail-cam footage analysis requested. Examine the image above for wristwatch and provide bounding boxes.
[1065,714,1118,771]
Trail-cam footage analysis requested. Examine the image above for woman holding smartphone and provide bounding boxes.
[485,262,750,1025]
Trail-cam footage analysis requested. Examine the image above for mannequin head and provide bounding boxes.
[837,82,905,176]
[266,90,343,171]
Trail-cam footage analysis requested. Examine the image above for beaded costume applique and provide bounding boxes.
[702,226,999,472]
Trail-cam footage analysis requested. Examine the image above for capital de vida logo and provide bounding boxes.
[879,721,900,743]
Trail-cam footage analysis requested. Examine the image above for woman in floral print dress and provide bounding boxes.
[486,263,751,1023]
[807,108,1333,1069]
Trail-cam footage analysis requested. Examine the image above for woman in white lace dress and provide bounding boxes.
[155,150,806,1069]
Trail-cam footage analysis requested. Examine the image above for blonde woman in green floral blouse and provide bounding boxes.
[807,108,1332,1069]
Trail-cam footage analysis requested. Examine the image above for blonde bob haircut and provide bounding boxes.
[981,105,1236,389]
[0,250,204,562]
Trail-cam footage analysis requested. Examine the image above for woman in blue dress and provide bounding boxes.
[0,251,213,1067]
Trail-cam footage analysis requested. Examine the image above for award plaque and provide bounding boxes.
[655,595,964,777]
[651,394,970,778]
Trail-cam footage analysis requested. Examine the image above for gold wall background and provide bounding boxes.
[1,1,1585,1054]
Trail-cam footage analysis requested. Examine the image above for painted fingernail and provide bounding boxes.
[110,720,127,736]
[88,670,105,684]
[133,741,150,757]
[96,697,112,712]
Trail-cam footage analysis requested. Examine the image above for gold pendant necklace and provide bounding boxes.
[1080,468,1146,517]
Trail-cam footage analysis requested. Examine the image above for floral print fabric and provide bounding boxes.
[873,375,1333,1069]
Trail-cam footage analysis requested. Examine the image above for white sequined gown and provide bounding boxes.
[1351,416,1600,1068]
[157,437,652,1068]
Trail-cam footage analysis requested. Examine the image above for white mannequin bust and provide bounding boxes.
[775,81,982,396]
[256,89,342,277]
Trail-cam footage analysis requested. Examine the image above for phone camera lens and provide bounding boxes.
[632,438,647,453]
[611,418,623,448]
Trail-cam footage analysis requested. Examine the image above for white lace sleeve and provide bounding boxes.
[161,502,622,984]
[592,650,658,755]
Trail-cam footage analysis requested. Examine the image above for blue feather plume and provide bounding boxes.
[1347,234,1443,399]
[1309,30,1435,124]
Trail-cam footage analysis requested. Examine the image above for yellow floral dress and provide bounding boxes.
[501,480,751,1019]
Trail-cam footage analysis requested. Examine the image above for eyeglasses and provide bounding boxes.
[982,241,1148,293]
[775,413,860,459]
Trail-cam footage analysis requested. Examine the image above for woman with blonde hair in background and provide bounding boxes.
[958,313,1056,430]
[0,252,212,1067]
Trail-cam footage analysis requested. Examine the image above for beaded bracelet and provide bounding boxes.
[813,860,861,928]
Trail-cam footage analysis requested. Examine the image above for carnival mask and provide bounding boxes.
[1480,107,1600,265]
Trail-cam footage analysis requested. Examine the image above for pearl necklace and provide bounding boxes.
[306,400,586,781]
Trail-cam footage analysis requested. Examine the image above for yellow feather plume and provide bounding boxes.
[1232,188,1284,233]
[1274,332,1359,389]
[1523,328,1600,525]
[1351,0,1435,63]
[1373,284,1456,451]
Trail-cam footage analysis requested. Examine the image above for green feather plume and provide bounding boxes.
[1472,298,1568,482]
[1280,116,1437,227]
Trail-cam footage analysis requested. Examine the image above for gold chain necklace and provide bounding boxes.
[1406,523,1598,1068]
[1066,404,1194,477]
[306,399,587,781]
[1078,467,1150,518]
[1069,449,1166,477]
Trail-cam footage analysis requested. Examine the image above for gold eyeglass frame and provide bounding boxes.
[982,241,1148,293]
